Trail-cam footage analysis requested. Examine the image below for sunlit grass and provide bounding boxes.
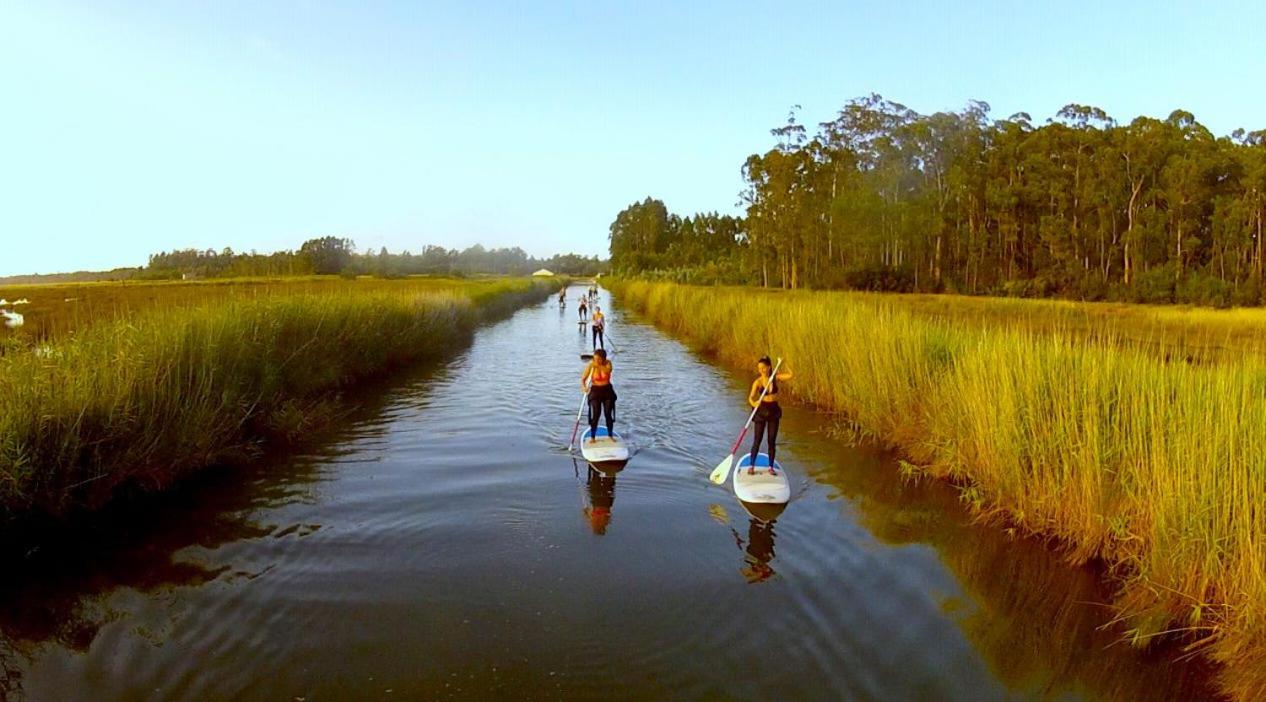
[613,279,1266,699]
[0,277,552,521]
[0,275,515,343]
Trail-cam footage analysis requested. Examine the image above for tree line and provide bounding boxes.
[147,237,606,279]
[610,95,1266,306]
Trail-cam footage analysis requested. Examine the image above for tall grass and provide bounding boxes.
[612,280,1266,700]
[0,278,551,521]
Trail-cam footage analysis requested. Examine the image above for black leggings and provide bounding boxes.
[579,305,588,320]
[592,325,604,349]
[749,403,781,467]
[588,385,616,438]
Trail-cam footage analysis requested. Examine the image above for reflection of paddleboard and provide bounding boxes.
[580,427,629,464]
[734,453,790,504]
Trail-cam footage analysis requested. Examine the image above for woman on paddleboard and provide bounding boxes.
[591,306,606,350]
[578,295,589,321]
[580,348,617,445]
[747,356,793,475]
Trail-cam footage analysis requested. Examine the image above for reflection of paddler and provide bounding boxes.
[731,518,777,584]
[583,466,617,535]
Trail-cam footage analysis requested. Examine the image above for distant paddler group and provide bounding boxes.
[563,283,791,509]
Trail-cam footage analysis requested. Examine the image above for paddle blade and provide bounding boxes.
[709,454,734,485]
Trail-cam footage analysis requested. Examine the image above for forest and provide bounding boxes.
[609,95,1266,306]
[145,238,605,279]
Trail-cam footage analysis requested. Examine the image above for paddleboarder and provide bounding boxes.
[747,356,793,475]
[578,295,589,321]
[580,348,617,445]
[591,306,606,350]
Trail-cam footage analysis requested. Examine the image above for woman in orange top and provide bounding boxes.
[580,348,617,443]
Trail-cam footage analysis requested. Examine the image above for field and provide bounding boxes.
[0,276,530,343]
[0,276,555,524]
[610,280,1266,700]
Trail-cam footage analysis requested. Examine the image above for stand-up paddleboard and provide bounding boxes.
[734,453,790,504]
[580,426,629,465]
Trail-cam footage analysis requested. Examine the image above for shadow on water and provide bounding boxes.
[0,359,452,701]
[781,405,1220,701]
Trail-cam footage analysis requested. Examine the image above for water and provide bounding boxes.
[0,288,1215,701]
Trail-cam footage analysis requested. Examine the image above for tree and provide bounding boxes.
[300,236,355,275]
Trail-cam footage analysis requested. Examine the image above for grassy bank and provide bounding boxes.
[610,280,1265,700]
[0,277,553,522]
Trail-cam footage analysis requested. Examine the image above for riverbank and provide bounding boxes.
[0,277,555,525]
[608,279,1264,700]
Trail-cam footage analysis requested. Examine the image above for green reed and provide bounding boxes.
[0,278,551,521]
[612,279,1266,700]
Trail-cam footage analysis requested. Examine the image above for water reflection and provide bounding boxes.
[734,518,778,584]
[0,468,276,699]
[794,425,1219,700]
[0,363,420,701]
[577,460,621,535]
[708,503,784,585]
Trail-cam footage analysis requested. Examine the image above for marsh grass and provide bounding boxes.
[613,279,1266,700]
[0,275,512,343]
[0,278,551,521]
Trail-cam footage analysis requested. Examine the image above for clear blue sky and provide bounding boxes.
[2,1,1264,276]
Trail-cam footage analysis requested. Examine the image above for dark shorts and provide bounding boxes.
[589,383,617,402]
[754,401,781,421]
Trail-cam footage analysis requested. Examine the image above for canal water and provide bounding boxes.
[0,288,1214,701]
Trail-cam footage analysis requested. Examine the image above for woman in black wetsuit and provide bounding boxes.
[747,355,793,475]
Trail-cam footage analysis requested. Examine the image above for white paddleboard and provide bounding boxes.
[580,427,629,464]
[734,453,790,504]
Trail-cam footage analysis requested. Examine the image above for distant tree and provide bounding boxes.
[300,236,355,275]
[607,94,1266,305]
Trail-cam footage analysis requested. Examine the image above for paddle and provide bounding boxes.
[568,389,589,452]
[709,357,782,485]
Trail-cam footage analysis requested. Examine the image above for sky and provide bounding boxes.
[2,1,1264,276]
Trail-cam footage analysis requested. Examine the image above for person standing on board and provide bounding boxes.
[558,286,567,307]
[578,295,589,321]
[747,356,793,475]
[591,305,606,350]
[580,348,617,444]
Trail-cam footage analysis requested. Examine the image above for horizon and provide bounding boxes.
[4,1,1265,276]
